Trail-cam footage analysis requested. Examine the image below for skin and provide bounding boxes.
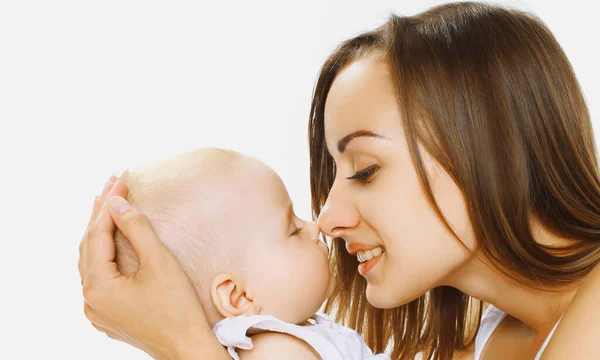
[113,151,334,327]
[203,155,333,359]
[215,156,334,326]
[78,57,600,359]
[81,155,333,359]
[541,263,600,359]
[79,174,227,359]
[318,54,584,358]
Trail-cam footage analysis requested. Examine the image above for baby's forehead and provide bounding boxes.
[218,158,293,216]
[235,158,290,197]
[131,149,292,219]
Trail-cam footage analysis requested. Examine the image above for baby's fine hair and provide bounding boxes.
[114,148,245,304]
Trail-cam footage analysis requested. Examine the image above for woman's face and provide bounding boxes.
[318,55,476,308]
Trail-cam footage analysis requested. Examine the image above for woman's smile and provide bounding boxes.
[358,249,384,276]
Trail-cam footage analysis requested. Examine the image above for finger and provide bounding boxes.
[107,196,173,271]
[79,198,98,281]
[86,170,129,264]
[83,172,131,284]
[79,174,118,279]
[92,323,145,351]
[78,253,84,281]
[92,323,121,340]
[88,174,118,229]
[85,307,122,341]
[86,199,117,272]
[79,227,92,282]
[80,196,99,256]
[81,172,125,251]
[84,302,135,346]
[83,302,99,324]
[106,169,129,200]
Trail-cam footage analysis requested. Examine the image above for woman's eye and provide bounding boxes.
[290,227,303,237]
[346,164,379,183]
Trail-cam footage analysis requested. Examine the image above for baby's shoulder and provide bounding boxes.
[238,332,320,360]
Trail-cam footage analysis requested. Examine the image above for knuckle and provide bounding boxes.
[82,283,93,300]
[86,225,98,239]
[82,281,99,303]
[78,260,83,278]
[83,304,95,322]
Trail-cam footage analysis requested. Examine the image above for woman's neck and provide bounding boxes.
[444,252,581,334]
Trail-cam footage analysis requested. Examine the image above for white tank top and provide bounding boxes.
[474,305,561,360]
[212,312,390,360]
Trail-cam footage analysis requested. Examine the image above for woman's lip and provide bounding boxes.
[346,242,383,255]
[358,252,383,276]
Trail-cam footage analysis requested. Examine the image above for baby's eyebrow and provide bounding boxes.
[280,202,294,228]
[287,203,295,222]
[286,202,299,229]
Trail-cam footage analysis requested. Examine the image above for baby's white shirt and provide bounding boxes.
[212,312,390,360]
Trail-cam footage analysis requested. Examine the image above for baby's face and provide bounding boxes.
[234,158,334,324]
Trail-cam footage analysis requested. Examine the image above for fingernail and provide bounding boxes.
[109,196,132,214]
[107,179,120,197]
[120,169,131,181]
[100,178,113,196]
[109,173,118,184]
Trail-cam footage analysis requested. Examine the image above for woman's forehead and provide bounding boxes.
[325,57,391,112]
[323,57,401,154]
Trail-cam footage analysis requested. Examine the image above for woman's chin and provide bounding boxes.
[365,284,396,309]
[365,283,416,309]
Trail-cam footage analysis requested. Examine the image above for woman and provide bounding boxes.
[79,2,600,359]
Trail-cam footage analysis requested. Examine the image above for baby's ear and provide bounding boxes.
[211,273,261,318]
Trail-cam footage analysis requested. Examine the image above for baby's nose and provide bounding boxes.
[305,220,321,243]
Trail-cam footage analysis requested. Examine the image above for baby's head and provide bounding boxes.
[115,148,333,327]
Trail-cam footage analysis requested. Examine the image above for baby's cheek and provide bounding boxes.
[250,246,329,324]
[253,256,309,323]
[283,251,329,321]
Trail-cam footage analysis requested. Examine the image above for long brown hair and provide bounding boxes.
[309,2,600,359]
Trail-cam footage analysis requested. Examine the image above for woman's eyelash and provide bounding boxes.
[290,227,303,236]
[346,165,379,183]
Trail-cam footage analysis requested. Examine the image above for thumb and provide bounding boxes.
[107,196,172,271]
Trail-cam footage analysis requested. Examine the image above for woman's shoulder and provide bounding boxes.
[540,264,600,359]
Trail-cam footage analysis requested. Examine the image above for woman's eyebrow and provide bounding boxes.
[337,130,388,153]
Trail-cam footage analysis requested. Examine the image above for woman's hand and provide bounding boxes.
[78,173,229,360]
[541,263,600,359]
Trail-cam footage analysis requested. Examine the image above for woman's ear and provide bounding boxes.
[211,273,261,318]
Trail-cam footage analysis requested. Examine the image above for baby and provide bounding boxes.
[114,148,389,360]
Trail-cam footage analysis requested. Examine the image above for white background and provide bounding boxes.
[1,0,597,358]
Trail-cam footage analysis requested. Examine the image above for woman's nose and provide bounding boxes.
[317,183,359,238]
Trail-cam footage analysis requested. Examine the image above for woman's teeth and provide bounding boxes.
[357,247,383,263]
